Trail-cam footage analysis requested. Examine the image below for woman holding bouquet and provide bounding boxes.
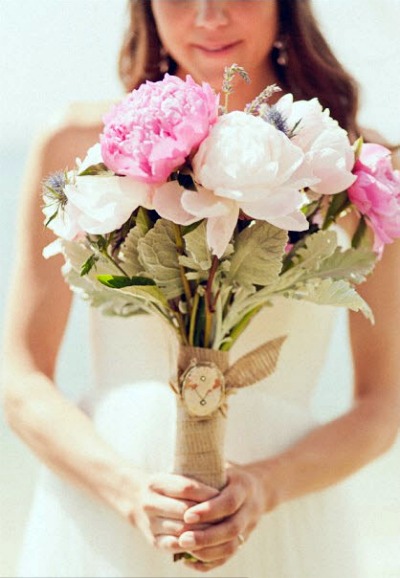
[3,1,400,577]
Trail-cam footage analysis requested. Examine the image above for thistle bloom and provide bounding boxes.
[100,75,219,184]
[348,143,400,253]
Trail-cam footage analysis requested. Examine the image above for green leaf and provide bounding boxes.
[57,240,147,316]
[80,254,98,277]
[116,283,169,308]
[181,220,203,236]
[97,275,155,289]
[292,230,337,270]
[137,219,183,300]
[78,162,110,176]
[44,209,59,228]
[179,221,212,279]
[119,220,148,276]
[285,278,373,321]
[351,216,367,249]
[220,305,263,351]
[274,231,376,294]
[136,207,154,232]
[354,136,364,161]
[313,247,376,284]
[322,192,351,229]
[228,222,287,287]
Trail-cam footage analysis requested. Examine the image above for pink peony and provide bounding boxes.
[348,143,400,253]
[100,75,219,184]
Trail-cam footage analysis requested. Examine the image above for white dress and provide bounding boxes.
[17,298,366,578]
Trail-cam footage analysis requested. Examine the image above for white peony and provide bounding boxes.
[276,94,356,195]
[65,176,152,235]
[76,143,104,174]
[188,111,317,257]
[43,197,85,241]
[44,175,152,240]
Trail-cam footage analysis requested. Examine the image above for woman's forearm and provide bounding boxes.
[252,391,400,511]
[2,361,143,520]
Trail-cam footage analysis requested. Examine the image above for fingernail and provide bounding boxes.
[184,511,200,524]
[179,532,196,548]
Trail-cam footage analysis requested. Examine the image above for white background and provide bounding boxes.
[0,1,399,576]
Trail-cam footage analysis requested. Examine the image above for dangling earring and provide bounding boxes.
[273,38,289,67]
[159,46,169,74]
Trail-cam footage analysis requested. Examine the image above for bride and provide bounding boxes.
[2,1,400,577]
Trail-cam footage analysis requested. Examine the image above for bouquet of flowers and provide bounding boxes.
[42,65,400,513]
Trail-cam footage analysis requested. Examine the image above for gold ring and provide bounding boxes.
[238,533,245,548]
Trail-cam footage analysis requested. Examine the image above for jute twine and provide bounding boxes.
[173,337,287,490]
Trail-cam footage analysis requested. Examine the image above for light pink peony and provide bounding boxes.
[348,143,400,253]
[100,75,219,184]
[276,95,356,195]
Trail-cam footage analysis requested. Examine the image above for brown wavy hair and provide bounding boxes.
[118,0,360,137]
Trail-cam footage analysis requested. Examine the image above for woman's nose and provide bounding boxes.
[194,0,229,28]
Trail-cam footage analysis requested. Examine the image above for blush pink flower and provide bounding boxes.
[100,75,219,184]
[276,95,356,195]
[348,143,400,253]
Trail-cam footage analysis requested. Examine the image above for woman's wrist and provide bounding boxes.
[99,460,147,523]
[245,456,290,514]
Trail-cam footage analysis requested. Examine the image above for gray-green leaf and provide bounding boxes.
[178,221,212,282]
[228,222,287,287]
[138,219,183,300]
[314,247,376,284]
[292,230,337,270]
[285,278,373,321]
[119,220,148,276]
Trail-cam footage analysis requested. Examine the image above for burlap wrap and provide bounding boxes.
[173,336,287,490]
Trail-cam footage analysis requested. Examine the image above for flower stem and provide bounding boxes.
[101,249,129,276]
[204,255,219,348]
[220,305,262,351]
[174,309,189,346]
[173,224,193,317]
[189,291,200,346]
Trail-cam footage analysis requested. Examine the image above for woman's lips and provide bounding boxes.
[193,40,242,56]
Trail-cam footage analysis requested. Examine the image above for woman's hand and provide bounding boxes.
[177,463,272,572]
[127,471,219,555]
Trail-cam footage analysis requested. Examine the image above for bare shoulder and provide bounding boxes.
[33,99,118,172]
[17,99,118,255]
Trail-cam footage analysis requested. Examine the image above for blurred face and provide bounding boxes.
[151,0,279,92]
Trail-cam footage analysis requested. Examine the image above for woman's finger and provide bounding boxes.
[143,491,195,520]
[152,533,185,553]
[151,517,210,537]
[179,508,247,551]
[149,473,220,502]
[183,482,245,525]
[151,517,186,536]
